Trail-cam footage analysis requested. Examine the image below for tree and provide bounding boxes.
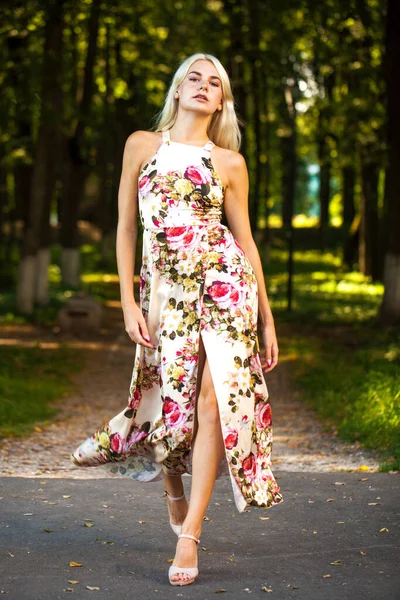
[379,0,400,325]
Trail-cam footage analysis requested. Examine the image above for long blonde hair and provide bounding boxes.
[152,53,242,151]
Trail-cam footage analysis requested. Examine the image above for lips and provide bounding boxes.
[193,94,208,101]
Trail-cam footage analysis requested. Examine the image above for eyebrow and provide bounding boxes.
[188,70,221,82]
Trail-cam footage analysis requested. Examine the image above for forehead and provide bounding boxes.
[187,60,220,78]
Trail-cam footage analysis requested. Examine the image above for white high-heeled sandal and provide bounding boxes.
[168,533,200,586]
[164,490,187,536]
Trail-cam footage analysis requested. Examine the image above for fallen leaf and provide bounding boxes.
[23,513,33,516]
[43,528,53,533]
[330,560,344,566]
[86,586,100,591]
[326,498,335,502]
[167,558,174,563]
[101,541,114,545]
[288,584,299,589]
[63,495,71,499]
[8,552,14,557]
[215,590,226,593]
[379,527,389,533]
[259,517,270,520]
[359,477,368,481]
[334,482,345,486]
[201,546,208,551]
[360,551,367,556]
[84,523,94,527]
[138,520,146,524]
[40,482,47,485]
[262,587,273,592]
[69,562,83,567]
[203,516,210,521]
[308,500,314,503]
[358,466,370,471]
[368,502,379,506]
[102,504,109,508]
[67,581,79,585]
[323,574,331,578]
[63,588,73,592]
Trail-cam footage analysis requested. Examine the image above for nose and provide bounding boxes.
[199,79,208,90]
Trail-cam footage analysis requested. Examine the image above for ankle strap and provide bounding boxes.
[178,533,200,544]
[164,490,185,501]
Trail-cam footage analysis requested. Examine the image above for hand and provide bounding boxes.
[260,321,279,373]
[123,301,156,349]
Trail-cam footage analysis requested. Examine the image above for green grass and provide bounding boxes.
[265,249,399,471]
[0,345,83,438]
[278,330,400,471]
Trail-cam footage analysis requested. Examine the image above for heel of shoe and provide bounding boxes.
[164,490,186,536]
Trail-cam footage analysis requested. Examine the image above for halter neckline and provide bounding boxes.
[162,129,215,151]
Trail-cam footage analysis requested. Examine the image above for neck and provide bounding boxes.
[170,111,211,144]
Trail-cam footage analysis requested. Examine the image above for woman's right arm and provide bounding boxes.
[116,132,155,349]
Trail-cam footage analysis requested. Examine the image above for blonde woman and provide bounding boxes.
[71,52,283,586]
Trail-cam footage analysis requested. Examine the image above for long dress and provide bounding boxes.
[70,129,283,513]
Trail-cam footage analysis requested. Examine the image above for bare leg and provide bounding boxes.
[170,346,226,583]
[163,473,188,527]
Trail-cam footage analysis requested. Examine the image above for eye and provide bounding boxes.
[211,82,219,87]
[189,77,199,82]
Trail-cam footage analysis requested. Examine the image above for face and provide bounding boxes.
[175,60,223,115]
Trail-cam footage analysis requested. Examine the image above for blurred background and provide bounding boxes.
[0,0,398,472]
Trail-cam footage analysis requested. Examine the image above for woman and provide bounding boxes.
[70,52,283,587]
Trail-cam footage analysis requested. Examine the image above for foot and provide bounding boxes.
[169,531,201,585]
[164,490,188,530]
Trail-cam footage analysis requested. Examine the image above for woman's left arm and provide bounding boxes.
[223,150,278,373]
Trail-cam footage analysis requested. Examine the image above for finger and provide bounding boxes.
[137,319,156,348]
[127,325,155,348]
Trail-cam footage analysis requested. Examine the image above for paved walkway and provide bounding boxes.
[1,473,398,599]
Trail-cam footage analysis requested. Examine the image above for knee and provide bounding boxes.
[197,390,221,428]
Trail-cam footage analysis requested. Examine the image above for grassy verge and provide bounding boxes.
[0,345,83,438]
[265,249,399,471]
[278,329,400,471]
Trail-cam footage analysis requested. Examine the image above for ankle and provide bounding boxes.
[180,522,202,540]
[164,475,184,498]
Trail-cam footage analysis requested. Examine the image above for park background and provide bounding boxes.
[0,0,399,473]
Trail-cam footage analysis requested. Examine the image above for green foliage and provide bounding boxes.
[0,345,83,438]
[267,246,399,470]
[280,331,400,471]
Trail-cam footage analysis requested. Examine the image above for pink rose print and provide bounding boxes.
[165,226,201,250]
[163,396,186,429]
[255,402,272,429]
[128,429,149,445]
[224,426,239,450]
[207,280,243,309]
[139,174,153,195]
[184,164,212,185]
[110,432,128,454]
[129,388,142,410]
[242,452,257,482]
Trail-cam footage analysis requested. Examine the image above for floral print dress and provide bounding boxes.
[70,129,283,513]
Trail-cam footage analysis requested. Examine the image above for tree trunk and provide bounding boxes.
[281,87,297,230]
[379,0,400,324]
[16,0,65,313]
[59,0,101,287]
[342,163,356,227]
[359,157,380,279]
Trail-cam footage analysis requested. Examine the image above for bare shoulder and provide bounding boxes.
[125,130,162,154]
[211,146,247,189]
